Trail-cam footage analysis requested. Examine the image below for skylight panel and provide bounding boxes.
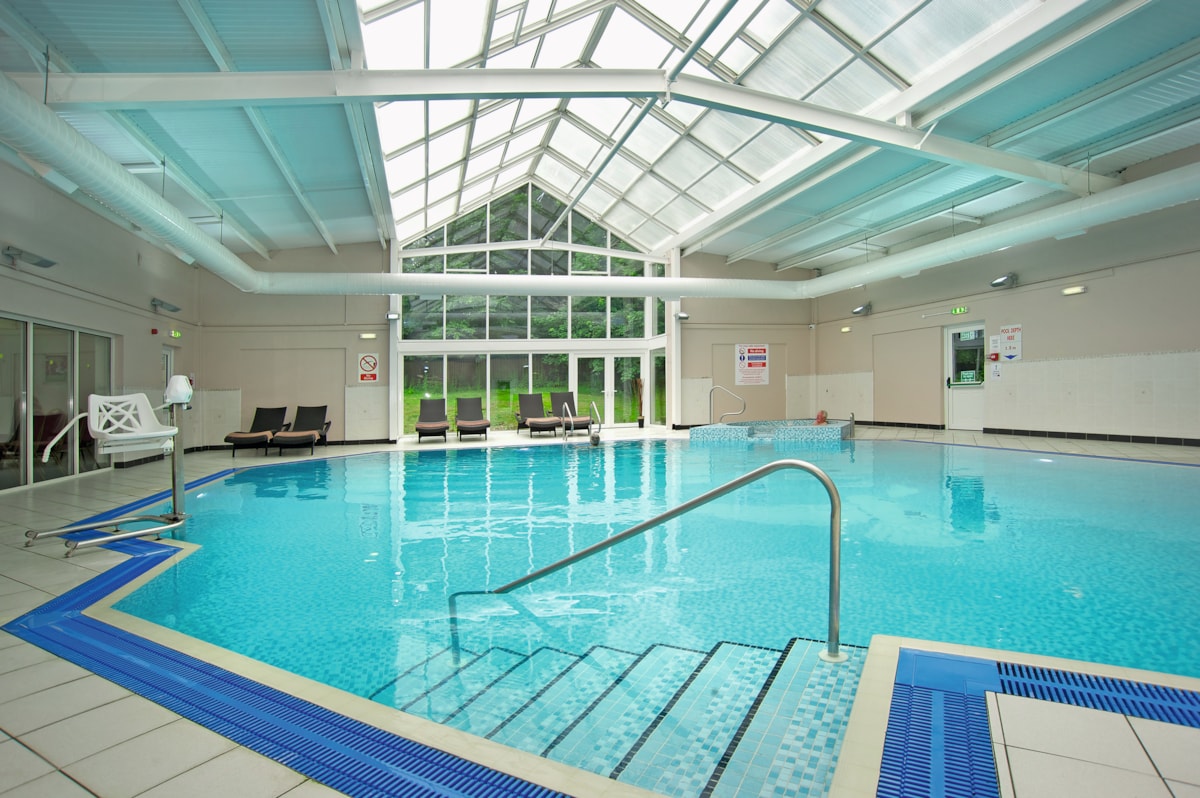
[495,156,535,189]
[503,124,550,163]
[390,183,426,223]
[743,19,851,100]
[486,38,538,69]
[731,125,811,180]
[427,126,468,173]
[577,183,617,217]
[465,145,504,181]
[720,37,760,74]
[566,97,630,138]
[657,99,703,128]
[687,165,751,210]
[429,0,487,68]
[427,197,457,228]
[701,0,759,57]
[515,97,560,127]
[362,5,424,69]
[604,201,645,234]
[820,0,914,44]
[744,0,799,48]
[591,8,672,69]
[460,178,494,210]
[534,152,582,195]
[622,113,676,164]
[394,215,426,243]
[490,6,520,45]
[472,102,519,148]
[655,195,706,230]
[429,100,474,134]
[385,145,426,192]
[690,110,766,158]
[810,59,900,113]
[376,101,425,154]
[597,152,642,192]
[873,0,1033,83]
[427,166,464,204]
[632,218,675,251]
[548,119,602,169]
[625,173,676,213]
[534,13,598,68]
[654,138,718,188]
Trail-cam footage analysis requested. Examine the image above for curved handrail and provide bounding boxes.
[590,400,602,440]
[451,458,846,662]
[709,384,746,424]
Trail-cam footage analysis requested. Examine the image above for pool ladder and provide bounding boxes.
[450,458,847,663]
[709,384,746,424]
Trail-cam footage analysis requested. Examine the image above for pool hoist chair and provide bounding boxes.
[26,377,194,556]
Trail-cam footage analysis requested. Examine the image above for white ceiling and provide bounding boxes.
[0,0,1198,288]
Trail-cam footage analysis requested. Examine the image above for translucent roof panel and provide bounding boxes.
[362,0,1064,261]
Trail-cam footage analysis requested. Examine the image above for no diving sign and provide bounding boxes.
[358,353,379,382]
[735,344,769,386]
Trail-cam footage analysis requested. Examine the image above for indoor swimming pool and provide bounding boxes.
[104,438,1200,795]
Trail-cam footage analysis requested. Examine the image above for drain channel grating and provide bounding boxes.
[998,662,1200,727]
[5,540,567,798]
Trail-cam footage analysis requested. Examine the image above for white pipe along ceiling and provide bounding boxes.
[2,69,1199,302]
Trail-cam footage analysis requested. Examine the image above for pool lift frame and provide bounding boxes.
[25,376,193,556]
[449,458,847,665]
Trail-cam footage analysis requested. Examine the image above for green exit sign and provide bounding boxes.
[951,306,969,315]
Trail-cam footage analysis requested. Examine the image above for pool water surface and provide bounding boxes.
[111,439,1200,794]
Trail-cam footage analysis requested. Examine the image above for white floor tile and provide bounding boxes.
[0,659,90,705]
[63,718,238,798]
[994,694,1154,773]
[136,747,307,798]
[0,674,131,737]
[0,770,97,797]
[1006,747,1173,798]
[1128,717,1200,786]
[20,694,179,767]
[0,738,55,793]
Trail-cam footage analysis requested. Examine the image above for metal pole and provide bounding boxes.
[169,402,186,520]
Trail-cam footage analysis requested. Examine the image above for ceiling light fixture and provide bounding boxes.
[151,297,181,313]
[989,272,1017,289]
[1061,285,1087,296]
[3,245,56,268]
[851,303,871,316]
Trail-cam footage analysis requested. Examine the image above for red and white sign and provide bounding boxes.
[358,353,379,382]
[735,344,769,386]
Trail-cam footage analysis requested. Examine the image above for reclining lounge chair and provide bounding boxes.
[550,392,592,437]
[415,398,450,442]
[454,397,491,441]
[272,405,331,455]
[517,393,561,437]
[224,406,288,457]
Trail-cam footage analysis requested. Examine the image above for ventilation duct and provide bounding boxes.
[2,68,1199,301]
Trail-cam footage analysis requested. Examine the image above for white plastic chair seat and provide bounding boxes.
[88,393,177,455]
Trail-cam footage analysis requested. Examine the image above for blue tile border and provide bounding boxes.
[5,506,567,797]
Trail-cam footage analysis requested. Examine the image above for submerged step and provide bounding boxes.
[443,646,580,736]
[613,641,782,796]
[369,646,471,708]
[544,643,707,775]
[709,639,864,798]
[489,645,640,752]
[401,647,526,722]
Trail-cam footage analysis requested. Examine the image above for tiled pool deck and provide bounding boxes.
[2,424,1200,797]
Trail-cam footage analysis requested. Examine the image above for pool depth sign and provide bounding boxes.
[735,344,769,386]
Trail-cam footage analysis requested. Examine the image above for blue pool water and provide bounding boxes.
[112,439,1200,793]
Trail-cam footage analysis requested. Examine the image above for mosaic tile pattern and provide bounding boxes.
[402,646,526,721]
[615,642,782,795]
[691,419,851,445]
[489,646,640,752]
[545,644,708,774]
[710,640,864,798]
[445,647,580,734]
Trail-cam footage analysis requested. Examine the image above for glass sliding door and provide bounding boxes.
[0,318,24,490]
[490,354,527,430]
[575,357,604,424]
[572,354,645,426]
[32,324,72,483]
[79,333,111,473]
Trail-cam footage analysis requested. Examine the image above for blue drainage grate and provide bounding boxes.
[877,650,1001,798]
[5,536,566,798]
[998,662,1200,728]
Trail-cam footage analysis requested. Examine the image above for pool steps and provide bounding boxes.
[383,635,864,797]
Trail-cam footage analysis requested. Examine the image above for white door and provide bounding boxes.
[946,324,986,431]
[572,354,645,426]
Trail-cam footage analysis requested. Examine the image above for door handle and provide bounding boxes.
[946,377,951,388]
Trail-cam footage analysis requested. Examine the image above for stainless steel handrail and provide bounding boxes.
[590,400,602,444]
[450,458,847,663]
[709,384,746,424]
